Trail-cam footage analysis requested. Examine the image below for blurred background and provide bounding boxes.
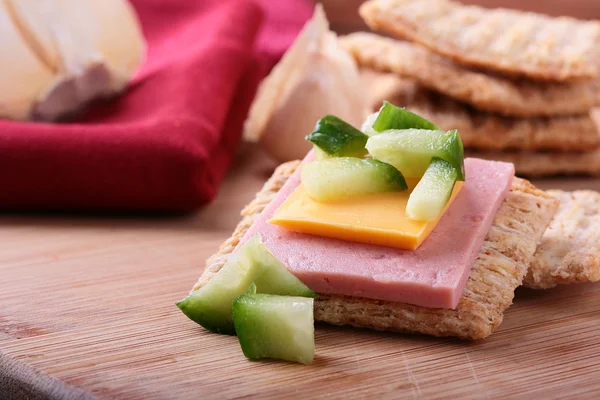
[2,0,599,213]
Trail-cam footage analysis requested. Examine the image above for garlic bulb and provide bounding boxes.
[244,4,367,162]
[0,0,145,121]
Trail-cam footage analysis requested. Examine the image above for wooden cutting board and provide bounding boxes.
[2,146,600,399]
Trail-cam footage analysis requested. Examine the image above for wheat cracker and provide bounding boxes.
[359,0,600,81]
[469,150,600,177]
[524,190,600,289]
[342,33,600,117]
[402,89,600,152]
[192,161,558,340]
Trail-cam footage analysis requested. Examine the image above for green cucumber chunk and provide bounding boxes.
[366,129,465,180]
[176,234,315,334]
[361,112,380,137]
[301,157,407,202]
[406,157,459,221]
[305,115,368,158]
[233,293,315,364]
[313,145,331,161]
[372,101,439,132]
[246,282,258,295]
[253,242,316,299]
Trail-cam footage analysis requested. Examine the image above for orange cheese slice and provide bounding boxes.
[269,179,464,250]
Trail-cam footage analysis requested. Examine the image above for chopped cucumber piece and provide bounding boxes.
[406,158,458,221]
[253,242,316,299]
[366,129,465,180]
[233,293,315,364]
[301,157,407,202]
[176,235,259,334]
[176,234,315,334]
[313,145,331,161]
[361,112,380,137]
[372,101,439,132]
[306,115,368,158]
[246,282,258,295]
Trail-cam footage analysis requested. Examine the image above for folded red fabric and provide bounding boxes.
[0,0,312,211]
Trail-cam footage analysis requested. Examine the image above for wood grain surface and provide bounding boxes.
[1,145,600,399]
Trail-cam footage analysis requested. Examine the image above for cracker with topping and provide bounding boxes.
[192,161,558,340]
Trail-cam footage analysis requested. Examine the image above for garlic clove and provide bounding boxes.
[3,0,146,121]
[244,4,367,162]
[41,0,145,115]
[5,0,61,71]
[260,63,334,162]
[261,52,367,162]
[33,63,114,121]
[27,0,110,120]
[83,0,146,90]
[318,29,366,124]
[47,0,110,76]
[244,4,330,143]
[0,0,55,120]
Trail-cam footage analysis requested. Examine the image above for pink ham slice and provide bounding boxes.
[240,158,514,309]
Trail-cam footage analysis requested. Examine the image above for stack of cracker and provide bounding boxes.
[341,0,600,177]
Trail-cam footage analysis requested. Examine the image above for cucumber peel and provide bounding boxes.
[176,234,315,335]
[361,112,379,137]
[372,101,439,133]
[406,157,459,221]
[306,115,369,158]
[301,157,407,202]
[233,292,315,364]
[366,128,465,180]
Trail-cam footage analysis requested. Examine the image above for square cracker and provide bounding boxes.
[193,161,558,340]
[524,191,600,289]
[359,0,600,82]
[468,150,600,177]
[342,33,600,118]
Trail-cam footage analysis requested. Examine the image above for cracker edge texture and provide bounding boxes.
[359,70,600,154]
[341,32,600,118]
[524,190,600,289]
[405,92,600,153]
[468,150,600,177]
[192,161,558,340]
[359,0,600,81]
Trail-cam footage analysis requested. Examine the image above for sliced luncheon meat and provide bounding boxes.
[239,158,515,309]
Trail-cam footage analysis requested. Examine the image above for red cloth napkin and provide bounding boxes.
[0,0,312,211]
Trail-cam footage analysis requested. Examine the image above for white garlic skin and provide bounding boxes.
[0,0,146,122]
[244,4,368,162]
[261,55,366,162]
